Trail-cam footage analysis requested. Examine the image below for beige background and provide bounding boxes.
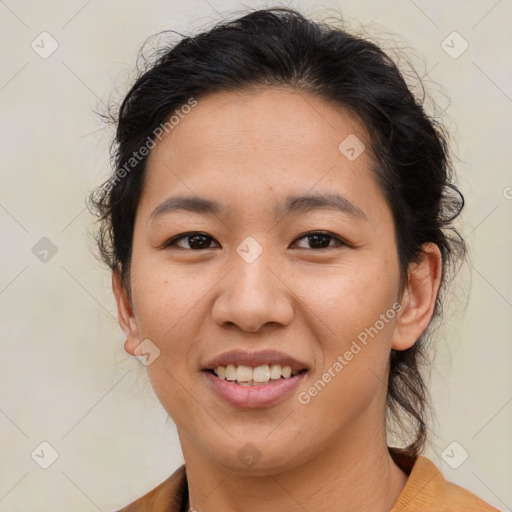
[1,1,511,510]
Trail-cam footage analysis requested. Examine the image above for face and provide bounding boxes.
[117,87,412,474]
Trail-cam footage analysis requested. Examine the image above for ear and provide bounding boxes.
[392,243,443,351]
[112,269,140,356]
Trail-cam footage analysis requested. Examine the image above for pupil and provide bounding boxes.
[190,234,209,249]
[309,234,329,248]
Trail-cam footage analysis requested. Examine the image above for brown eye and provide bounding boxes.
[165,232,219,250]
[292,231,346,250]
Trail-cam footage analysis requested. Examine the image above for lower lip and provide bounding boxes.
[203,371,307,409]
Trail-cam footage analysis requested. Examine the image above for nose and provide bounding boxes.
[211,247,294,333]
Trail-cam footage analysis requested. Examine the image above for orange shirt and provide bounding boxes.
[115,456,499,511]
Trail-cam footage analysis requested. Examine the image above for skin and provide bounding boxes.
[113,87,442,512]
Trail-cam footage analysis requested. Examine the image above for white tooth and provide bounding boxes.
[281,366,292,378]
[216,366,226,379]
[225,364,237,381]
[236,365,253,382]
[253,365,271,383]
[270,364,282,380]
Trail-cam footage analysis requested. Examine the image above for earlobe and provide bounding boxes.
[112,269,140,355]
[391,243,443,351]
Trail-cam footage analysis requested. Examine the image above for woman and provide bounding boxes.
[89,7,498,511]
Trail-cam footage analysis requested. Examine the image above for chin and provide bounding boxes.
[193,430,316,477]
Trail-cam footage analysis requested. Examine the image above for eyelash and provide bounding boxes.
[163,231,348,251]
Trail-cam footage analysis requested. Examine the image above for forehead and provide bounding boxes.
[150,87,369,161]
[139,87,388,224]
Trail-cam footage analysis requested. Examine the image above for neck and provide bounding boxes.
[180,424,409,512]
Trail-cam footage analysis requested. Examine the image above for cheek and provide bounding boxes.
[295,272,399,434]
[292,255,399,416]
[129,261,210,421]
[130,247,210,335]
[293,257,398,350]
[128,252,217,388]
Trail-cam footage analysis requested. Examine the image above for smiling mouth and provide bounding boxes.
[207,364,307,386]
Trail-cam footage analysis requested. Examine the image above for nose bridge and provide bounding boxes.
[212,237,293,331]
[233,241,274,298]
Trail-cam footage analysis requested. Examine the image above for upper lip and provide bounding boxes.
[203,349,308,372]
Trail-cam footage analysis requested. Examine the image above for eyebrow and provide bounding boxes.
[148,191,367,224]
